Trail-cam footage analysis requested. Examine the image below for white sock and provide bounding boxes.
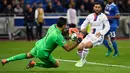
[77,50,83,58]
[81,48,89,61]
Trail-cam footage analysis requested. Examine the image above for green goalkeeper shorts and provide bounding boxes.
[30,47,56,65]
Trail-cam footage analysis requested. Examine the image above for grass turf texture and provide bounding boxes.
[0,40,130,73]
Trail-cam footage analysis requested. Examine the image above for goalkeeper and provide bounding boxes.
[1,17,82,69]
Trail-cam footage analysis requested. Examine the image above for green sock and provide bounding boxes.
[35,62,54,68]
[6,53,27,62]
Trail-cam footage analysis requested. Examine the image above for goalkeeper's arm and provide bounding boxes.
[80,23,91,38]
[62,33,83,52]
[80,30,88,38]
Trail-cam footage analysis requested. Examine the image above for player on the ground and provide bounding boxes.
[1,17,82,69]
[104,0,120,57]
[74,2,110,67]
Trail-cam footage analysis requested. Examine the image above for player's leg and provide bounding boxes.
[108,34,112,44]
[75,34,94,67]
[1,46,38,65]
[1,52,33,65]
[75,34,104,67]
[103,36,113,56]
[77,48,89,58]
[76,34,93,59]
[110,29,119,57]
[26,55,59,69]
[77,42,85,57]
[78,34,103,60]
[26,46,59,69]
[37,56,59,68]
[103,31,113,56]
[75,39,92,67]
[76,50,89,67]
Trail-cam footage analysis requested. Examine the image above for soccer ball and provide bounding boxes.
[70,33,77,41]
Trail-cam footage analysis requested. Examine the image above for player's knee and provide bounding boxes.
[53,60,59,68]
[77,43,85,51]
[26,52,33,59]
[111,37,115,42]
[85,41,93,48]
[77,46,83,51]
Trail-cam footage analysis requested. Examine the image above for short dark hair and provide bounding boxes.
[94,2,102,7]
[57,17,67,27]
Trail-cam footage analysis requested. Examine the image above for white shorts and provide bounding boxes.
[82,34,104,47]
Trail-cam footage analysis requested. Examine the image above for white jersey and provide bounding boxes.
[81,13,110,35]
[81,13,110,47]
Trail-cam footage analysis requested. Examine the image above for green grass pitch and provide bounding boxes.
[0,40,130,73]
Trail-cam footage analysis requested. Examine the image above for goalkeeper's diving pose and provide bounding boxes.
[1,17,83,69]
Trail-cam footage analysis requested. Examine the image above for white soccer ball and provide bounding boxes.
[70,33,77,41]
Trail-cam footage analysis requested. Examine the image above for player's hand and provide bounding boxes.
[69,28,79,35]
[76,32,83,44]
[76,32,84,40]
[96,32,101,38]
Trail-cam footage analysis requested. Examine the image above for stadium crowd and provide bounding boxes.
[0,0,130,41]
[0,0,130,15]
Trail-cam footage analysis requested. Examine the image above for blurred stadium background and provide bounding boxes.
[0,0,130,73]
[0,0,130,39]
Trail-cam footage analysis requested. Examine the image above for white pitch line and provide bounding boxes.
[57,59,130,69]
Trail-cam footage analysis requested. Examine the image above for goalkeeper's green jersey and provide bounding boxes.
[35,24,67,54]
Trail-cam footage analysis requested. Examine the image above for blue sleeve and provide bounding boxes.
[114,6,120,26]
[114,6,120,15]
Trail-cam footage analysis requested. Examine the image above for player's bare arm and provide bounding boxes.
[107,14,120,19]
[63,42,78,52]
[63,32,83,52]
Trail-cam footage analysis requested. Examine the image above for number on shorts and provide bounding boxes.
[110,31,116,37]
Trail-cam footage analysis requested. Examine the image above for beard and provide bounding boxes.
[94,10,100,14]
